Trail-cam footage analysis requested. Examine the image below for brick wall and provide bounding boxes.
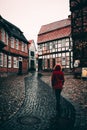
[0,27,28,77]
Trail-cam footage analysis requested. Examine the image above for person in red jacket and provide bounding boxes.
[51,64,65,115]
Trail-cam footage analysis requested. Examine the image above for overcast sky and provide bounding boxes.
[0,0,70,45]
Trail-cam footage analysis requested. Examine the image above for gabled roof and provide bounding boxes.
[0,15,28,43]
[37,18,71,44]
[28,39,36,51]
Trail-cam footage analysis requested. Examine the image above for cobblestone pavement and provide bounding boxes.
[0,75,26,124]
[0,72,75,130]
[41,72,87,130]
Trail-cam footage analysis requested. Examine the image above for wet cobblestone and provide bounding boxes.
[41,73,87,130]
[0,72,75,130]
[0,75,27,124]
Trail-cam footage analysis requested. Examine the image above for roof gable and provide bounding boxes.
[38,18,71,35]
[0,15,28,43]
[28,40,36,51]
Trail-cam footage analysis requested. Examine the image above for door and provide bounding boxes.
[18,61,22,74]
[38,59,42,71]
[47,59,50,69]
[53,58,55,68]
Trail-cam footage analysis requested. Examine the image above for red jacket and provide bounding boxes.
[51,70,65,89]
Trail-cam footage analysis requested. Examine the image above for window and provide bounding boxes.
[13,57,18,68]
[66,47,69,50]
[55,48,57,52]
[22,42,27,52]
[41,43,50,51]
[65,38,69,42]
[53,54,55,58]
[59,53,61,57]
[6,32,8,45]
[58,40,61,44]
[71,52,73,56]
[62,39,66,47]
[47,55,50,59]
[58,43,61,48]
[38,51,42,55]
[22,42,25,51]
[49,42,52,49]
[38,46,39,51]
[11,37,14,48]
[0,53,3,67]
[42,44,44,49]
[31,51,34,57]
[16,39,19,50]
[56,54,58,57]
[62,47,65,51]
[8,56,11,68]
[55,41,58,48]
[46,43,50,50]
[39,44,42,50]
[1,28,5,43]
[52,42,55,48]
[66,42,69,47]
[62,53,65,57]
[66,52,69,56]
[58,43,61,51]
[3,54,7,67]
[25,44,28,52]
[62,57,66,65]
[50,54,52,58]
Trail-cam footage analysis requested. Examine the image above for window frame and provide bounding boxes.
[8,56,11,68]
[13,57,18,68]
[0,53,3,67]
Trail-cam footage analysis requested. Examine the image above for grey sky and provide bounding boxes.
[0,0,70,44]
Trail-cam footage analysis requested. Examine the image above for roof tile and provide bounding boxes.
[38,18,71,34]
[37,18,71,44]
[37,26,71,43]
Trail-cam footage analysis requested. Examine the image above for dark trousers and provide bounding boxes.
[55,89,62,113]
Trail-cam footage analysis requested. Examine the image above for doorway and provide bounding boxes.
[38,59,42,71]
[52,58,55,68]
[47,59,50,68]
[18,61,22,75]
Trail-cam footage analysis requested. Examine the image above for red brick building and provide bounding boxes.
[0,15,29,77]
[70,0,87,76]
[37,17,73,72]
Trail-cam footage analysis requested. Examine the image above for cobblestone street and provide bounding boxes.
[0,72,75,130]
[0,75,26,124]
[41,72,87,130]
